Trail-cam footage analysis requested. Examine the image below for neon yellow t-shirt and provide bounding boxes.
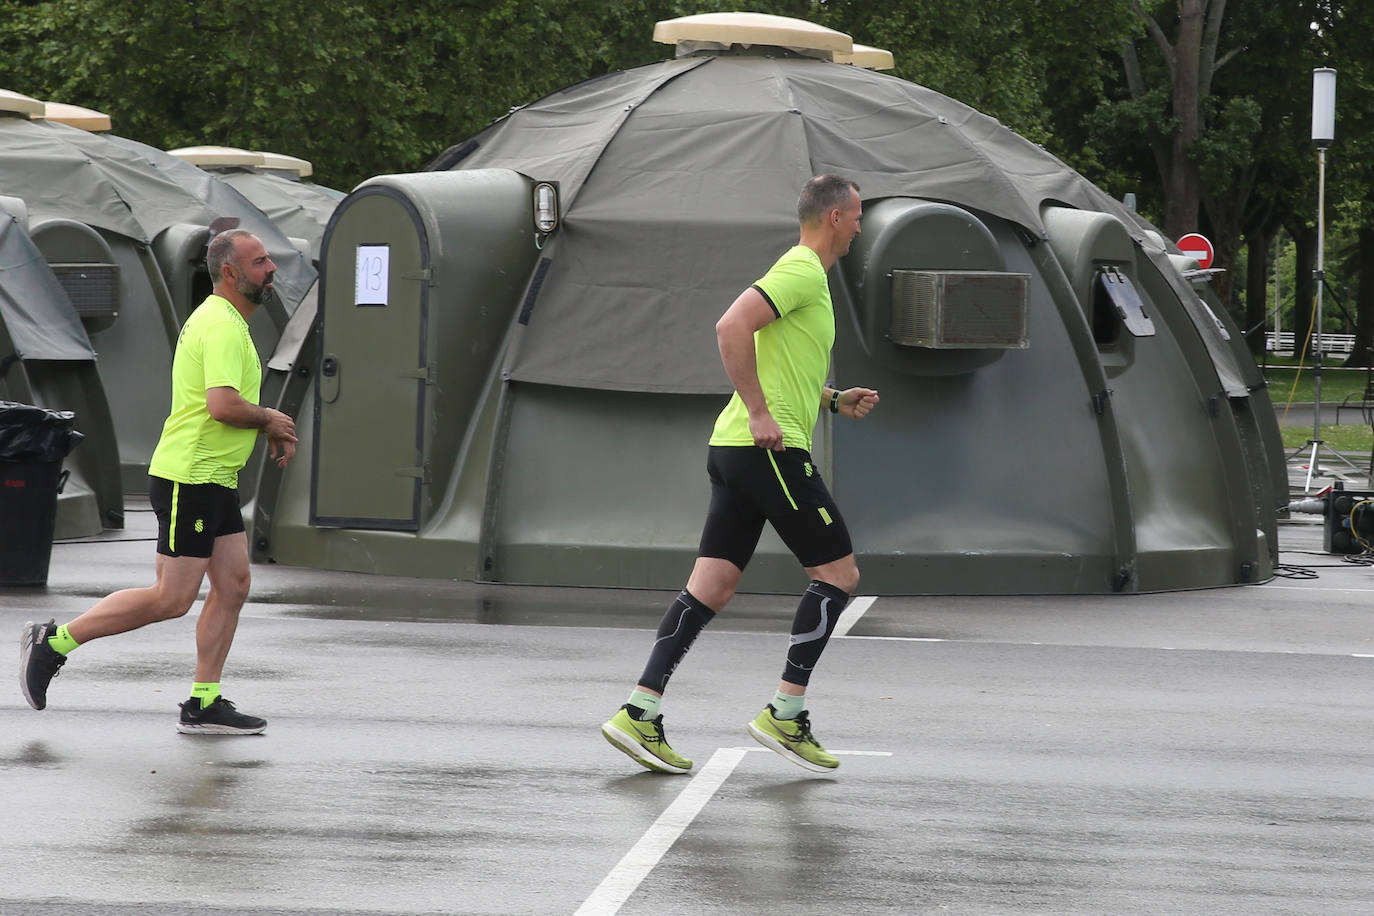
[148,296,261,488]
[709,246,834,452]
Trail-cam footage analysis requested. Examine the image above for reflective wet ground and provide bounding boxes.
[2,499,1371,915]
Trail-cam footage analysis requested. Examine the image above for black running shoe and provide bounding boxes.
[176,697,267,735]
[20,619,67,711]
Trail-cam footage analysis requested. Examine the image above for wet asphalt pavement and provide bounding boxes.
[2,489,1372,915]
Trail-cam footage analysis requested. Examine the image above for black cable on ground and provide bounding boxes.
[1271,564,1321,579]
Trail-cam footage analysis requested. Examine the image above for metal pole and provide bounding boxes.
[1274,232,1281,352]
[1311,146,1326,473]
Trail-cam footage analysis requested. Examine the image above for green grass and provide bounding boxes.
[1280,424,1374,452]
[1261,363,1369,406]
[1264,356,1373,451]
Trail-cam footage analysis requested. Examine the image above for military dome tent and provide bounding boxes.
[0,92,316,491]
[255,12,1286,595]
[169,147,345,263]
[0,196,122,537]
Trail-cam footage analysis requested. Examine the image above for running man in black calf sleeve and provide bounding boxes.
[601,174,879,774]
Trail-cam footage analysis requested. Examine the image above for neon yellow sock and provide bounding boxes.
[191,682,221,707]
[47,624,80,656]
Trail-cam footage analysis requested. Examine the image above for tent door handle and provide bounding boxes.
[321,354,341,403]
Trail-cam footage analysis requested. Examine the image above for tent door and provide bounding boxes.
[311,188,429,530]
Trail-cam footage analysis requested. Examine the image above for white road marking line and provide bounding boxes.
[840,635,947,642]
[577,747,747,916]
[843,635,1373,658]
[832,595,876,638]
[1265,585,1374,593]
[577,746,891,915]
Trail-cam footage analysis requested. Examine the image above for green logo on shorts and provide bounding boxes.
[804,462,814,477]
[195,519,204,533]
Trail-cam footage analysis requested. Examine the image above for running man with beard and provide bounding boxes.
[602,174,879,774]
[20,229,297,734]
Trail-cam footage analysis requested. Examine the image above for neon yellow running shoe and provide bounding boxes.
[747,705,839,772]
[602,705,692,774]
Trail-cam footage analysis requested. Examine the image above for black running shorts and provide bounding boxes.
[698,446,853,571]
[149,476,245,558]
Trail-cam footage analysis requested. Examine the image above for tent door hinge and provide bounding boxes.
[395,464,431,483]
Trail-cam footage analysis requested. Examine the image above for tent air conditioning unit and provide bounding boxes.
[890,269,1029,349]
[50,263,120,331]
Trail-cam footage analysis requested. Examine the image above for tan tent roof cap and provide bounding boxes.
[40,101,113,131]
[168,145,266,168]
[653,12,852,56]
[0,88,45,118]
[835,44,894,71]
[254,151,313,177]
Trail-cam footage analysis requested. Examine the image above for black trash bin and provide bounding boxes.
[0,401,84,586]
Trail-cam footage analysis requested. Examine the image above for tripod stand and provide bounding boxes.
[1288,142,1365,491]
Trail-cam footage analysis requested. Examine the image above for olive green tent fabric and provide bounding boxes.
[438,54,1250,396]
[0,117,214,242]
[0,213,94,362]
[0,118,316,314]
[213,169,344,262]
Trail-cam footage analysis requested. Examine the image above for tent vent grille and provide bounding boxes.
[890,270,1029,349]
[51,263,120,322]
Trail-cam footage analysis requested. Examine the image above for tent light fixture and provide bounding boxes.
[533,182,560,235]
[1311,68,1336,148]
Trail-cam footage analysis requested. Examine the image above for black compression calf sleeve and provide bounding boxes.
[781,580,850,686]
[637,589,716,693]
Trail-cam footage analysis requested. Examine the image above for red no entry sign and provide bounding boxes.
[1177,233,1214,269]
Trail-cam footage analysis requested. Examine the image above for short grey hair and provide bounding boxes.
[206,229,255,278]
[797,174,859,225]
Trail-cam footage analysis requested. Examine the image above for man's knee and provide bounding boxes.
[686,556,742,611]
[150,588,198,621]
[151,554,214,619]
[831,566,860,595]
[212,568,251,607]
[809,555,859,595]
[207,535,252,607]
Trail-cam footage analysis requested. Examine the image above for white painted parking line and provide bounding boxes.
[577,747,748,915]
[832,595,876,638]
[577,747,891,915]
[841,635,947,642]
[1265,585,1374,594]
[843,635,1373,658]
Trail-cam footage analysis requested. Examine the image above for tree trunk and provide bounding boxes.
[1164,0,1205,238]
[1210,228,1240,313]
[1244,228,1273,358]
[1348,226,1374,368]
[1291,226,1317,360]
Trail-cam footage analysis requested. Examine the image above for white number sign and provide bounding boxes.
[355,245,390,306]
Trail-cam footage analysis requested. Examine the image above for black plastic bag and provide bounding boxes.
[0,400,85,463]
